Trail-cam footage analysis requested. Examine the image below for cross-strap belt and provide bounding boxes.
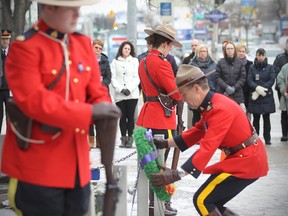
[146,96,158,102]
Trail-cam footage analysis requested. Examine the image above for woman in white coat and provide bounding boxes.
[111,41,140,148]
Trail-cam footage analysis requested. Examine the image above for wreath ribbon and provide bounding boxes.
[140,150,159,169]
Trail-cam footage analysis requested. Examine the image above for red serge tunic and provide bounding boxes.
[1,20,111,188]
[175,92,269,179]
[136,50,182,130]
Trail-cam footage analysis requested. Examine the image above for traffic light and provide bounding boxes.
[215,0,225,5]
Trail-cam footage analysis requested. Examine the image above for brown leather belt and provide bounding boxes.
[220,133,259,156]
[146,96,158,102]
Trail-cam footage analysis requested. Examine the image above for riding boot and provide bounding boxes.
[96,135,100,148]
[126,136,133,148]
[89,136,95,149]
[281,111,288,141]
[120,136,127,148]
[149,188,154,216]
[165,201,177,213]
[208,207,222,216]
[222,207,240,216]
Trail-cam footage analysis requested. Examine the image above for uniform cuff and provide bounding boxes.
[181,155,201,179]
[173,135,188,152]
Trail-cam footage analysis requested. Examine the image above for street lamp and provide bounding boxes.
[242,15,251,51]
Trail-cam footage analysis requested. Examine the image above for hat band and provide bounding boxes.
[154,29,175,41]
[177,72,204,88]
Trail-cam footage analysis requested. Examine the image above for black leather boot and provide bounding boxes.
[281,111,288,141]
[165,201,177,213]
[208,207,222,216]
[222,207,240,216]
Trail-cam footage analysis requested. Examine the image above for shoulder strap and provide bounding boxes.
[144,57,160,92]
[47,60,66,90]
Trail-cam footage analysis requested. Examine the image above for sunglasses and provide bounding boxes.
[94,46,103,50]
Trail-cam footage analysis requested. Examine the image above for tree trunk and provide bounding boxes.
[2,0,32,39]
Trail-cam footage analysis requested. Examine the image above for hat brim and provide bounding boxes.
[177,69,215,90]
[144,28,182,48]
[30,0,98,6]
[1,36,11,39]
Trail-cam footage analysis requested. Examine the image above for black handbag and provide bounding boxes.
[144,58,175,117]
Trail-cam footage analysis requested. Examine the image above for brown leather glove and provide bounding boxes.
[150,166,181,187]
[92,102,121,121]
[153,138,168,149]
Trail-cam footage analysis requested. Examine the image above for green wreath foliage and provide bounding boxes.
[133,127,171,201]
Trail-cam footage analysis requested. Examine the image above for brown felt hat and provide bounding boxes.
[144,24,182,48]
[176,65,214,89]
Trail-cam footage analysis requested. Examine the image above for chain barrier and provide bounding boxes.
[94,149,138,170]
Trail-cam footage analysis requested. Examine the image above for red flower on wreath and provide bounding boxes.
[165,184,175,195]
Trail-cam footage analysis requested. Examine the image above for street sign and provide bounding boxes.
[160,2,172,16]
[204,9,227,23]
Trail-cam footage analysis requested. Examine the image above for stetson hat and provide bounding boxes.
[1,30,12,39]
[144,24,182,48]
[29,0,98,6]
[176,65,215,89]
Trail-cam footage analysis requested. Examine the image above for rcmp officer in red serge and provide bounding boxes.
[136,24,182,215]
[0,29,12,134]
[1,1,121,216]
[150,65,269,216]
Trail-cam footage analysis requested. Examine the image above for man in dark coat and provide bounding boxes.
[181,39,199,64]
[0,29,12,134]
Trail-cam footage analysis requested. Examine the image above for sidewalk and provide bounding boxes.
[1,103,288,215]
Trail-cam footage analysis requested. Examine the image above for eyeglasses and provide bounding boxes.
[94,46,103,50]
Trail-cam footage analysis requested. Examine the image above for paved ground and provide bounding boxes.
[1,100,288,215]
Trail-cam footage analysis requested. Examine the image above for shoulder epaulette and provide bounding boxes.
[158,53,167,61]
[16,27,37,41]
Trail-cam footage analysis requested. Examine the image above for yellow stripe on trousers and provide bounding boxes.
[162,130,172,166]
[197,173,232,216]
[168,129,172,138]
[8,178,23,216]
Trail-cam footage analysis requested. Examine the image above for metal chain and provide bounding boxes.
[130,162,141,216]
[95,149,137,170]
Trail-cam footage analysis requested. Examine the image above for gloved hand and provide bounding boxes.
[225,86,235,95]
[153,138,168,149]
[92,102,121,121]
[255,86,268,97]
[121,88,131,96]
[251,91,259,100]
[150,166,181,187]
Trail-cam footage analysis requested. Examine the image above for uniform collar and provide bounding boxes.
[33,19,65,40]
[199,91,214,113]
[148,50,166,60]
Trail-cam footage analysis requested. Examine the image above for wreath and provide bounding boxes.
[133,127,175,201]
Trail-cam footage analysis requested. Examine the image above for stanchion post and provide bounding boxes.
[137,157,149,216]
[114,165,127,216]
